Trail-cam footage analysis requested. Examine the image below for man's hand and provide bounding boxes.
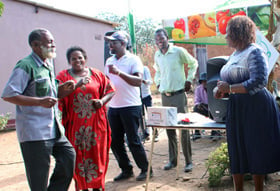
[197,103,203,110]
[61,80,75,91]
[108,65,121,76]
[40,97,58,108]
[184,81,192,92]
[3,95,58,107]
[197,103,208,110]
[142,80,148,84]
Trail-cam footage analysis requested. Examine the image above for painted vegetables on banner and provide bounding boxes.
[216,8,246,35]
[188,13,216,39]
[163,4,271,41]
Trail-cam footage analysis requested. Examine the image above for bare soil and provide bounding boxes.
[1,93,280,190]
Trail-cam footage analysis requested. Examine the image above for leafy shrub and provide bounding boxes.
[206,142,230,187]
[0,112,10,131]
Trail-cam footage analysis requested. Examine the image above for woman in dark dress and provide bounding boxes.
[214,16,280,191]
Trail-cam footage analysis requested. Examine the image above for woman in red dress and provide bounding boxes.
[57,46,115,191]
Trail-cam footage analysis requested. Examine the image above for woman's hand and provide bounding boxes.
[76,76,91,89]
[217,81,230,94]
[213,86,225,99]
[92,99,103,109]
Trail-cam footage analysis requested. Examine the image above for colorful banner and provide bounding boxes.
[163,4,272,45]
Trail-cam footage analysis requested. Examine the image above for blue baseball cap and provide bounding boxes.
[105,31,128,44]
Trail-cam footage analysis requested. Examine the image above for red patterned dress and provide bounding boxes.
[57,67,114,191]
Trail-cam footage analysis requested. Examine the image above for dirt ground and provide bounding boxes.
[1,94,280,190]
[1,129,280,191]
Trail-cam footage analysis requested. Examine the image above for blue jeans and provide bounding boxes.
[108,106,149,172]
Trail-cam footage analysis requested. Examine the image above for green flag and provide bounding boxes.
[127,0,136,54]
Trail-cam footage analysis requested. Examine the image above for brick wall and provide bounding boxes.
[207,45,234,58]
[177,44,234,61]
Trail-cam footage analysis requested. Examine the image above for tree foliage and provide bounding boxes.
[96,12,160,54]
[0,1,4,16]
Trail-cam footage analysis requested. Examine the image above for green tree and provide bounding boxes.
[96,12,160,53]
[0,1,4,16]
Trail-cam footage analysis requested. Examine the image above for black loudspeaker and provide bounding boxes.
[104,31,116,65]
[207,56,229,123]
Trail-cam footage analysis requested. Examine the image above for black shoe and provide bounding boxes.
[194,130,201,136]
[184,163,193,172]
[193,130,201,141]
[113,171,134,181]
[141,132,150,142]
[136,169,153,181]
[211,131,221,141]
[211,130,221,136]
[212,136,221,142]
[193,134,201,141]
[163,163,176,170]
[145,135,150,141]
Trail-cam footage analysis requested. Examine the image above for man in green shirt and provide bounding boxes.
[2,28,76,191]
[154,28,198,172]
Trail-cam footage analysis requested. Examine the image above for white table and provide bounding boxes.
[145,113,226,191]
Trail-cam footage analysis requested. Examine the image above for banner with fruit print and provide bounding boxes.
[188,13,216,39]
[162,1,271,45]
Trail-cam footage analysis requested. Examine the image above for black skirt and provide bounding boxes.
[226,88,280,174]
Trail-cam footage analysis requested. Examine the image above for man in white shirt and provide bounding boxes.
[105,31,151,181]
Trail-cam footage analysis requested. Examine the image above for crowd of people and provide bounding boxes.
[3,15,280,191]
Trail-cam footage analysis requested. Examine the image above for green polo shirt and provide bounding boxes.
[154,44,198,93]
[1,53,61,142]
